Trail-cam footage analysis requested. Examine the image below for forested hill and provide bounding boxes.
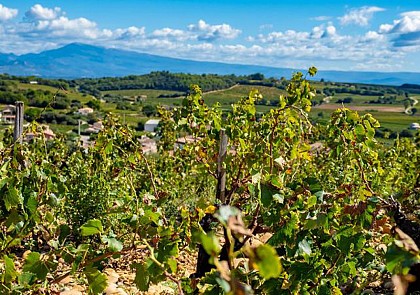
[71,72,275,96]
[2,72,414,99]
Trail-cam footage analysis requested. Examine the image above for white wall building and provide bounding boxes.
[76,107,94,115]
[144,119,160,132]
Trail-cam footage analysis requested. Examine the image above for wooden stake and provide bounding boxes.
[13,101,24,143]
[216,128,228,204]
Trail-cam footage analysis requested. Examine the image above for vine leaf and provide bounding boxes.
[81,219,103,236]
[85,266,108,295]
[134,263,150,291]
[22,252,49,281]
[103,236,123,252]
[5,186,22,211]
[249,244,282,279]
[3,255,17,283]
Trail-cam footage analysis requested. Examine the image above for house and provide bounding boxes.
[144,119,160,132]
[410,123,420,130]
[175,135,201,150]
[82,121,104,134]
[43,126,55,140]
[25,125,55,142]
[139,135,157,154]
[93,121,103,131]
[76,107,94,115]
[1,105,16,124]
[29,81,38,85]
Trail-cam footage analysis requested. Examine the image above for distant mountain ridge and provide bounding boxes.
[0,43,419,85]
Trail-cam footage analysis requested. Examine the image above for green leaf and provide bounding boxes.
[355,124,365,137]
[0,177,9,190]
[308,66,318,77]
[18,272,35,286]
[253,244,282,279]
[104,140,113,154]
[4,186,22,211]
[156,238,179,263]
[3,255,17,283]
[167,258,177,274]
[22,252,49,281]
[85,267,108,295]
[200,232,221,257]
[80,219,103,236]
[134,263,150,291]
[103,236,123,252]
[307,195,317,208]
[385,243,420,274]
[261,184,279,207]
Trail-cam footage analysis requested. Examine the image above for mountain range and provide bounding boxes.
[0,43,419,85]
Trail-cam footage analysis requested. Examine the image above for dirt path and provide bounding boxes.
[202,83,239,95]
[313,104,405,113]
[405,96,419,115]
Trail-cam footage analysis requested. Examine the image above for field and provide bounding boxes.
[1,79,418,139]
[100,84,419,134]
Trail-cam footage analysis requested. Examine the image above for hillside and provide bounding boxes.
[1,43,420,85]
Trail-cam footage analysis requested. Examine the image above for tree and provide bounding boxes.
[24,108,41,122]
[142,104,156,117]
[86,99,101,110]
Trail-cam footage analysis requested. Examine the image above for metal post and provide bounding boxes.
[216,128,228,204]
[13,101,24,143]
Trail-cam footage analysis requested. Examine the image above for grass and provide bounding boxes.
[2,83,417,137]
[103,89,184,98]
[203,85,285,106]
[16,81,91,104]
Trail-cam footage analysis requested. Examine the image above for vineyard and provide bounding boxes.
[0,68,419,294]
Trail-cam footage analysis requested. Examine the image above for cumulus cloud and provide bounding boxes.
[151,28,191,41]
[25,4,62,21]
[379,11,420,48]
[379,11,420,34]
[0,4,18,21]
[188,19,241,41]
[311,24,337,38]
[114,26,146,40]
[339,6,385,26]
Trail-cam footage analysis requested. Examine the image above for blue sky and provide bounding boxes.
[0,1,420,72]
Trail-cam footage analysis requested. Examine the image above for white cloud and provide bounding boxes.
[378,11,420,48]
[25,4,61,21]
[380,11,420,34]
[0,4,18,21]
[311,16,332,21]
[188,19,241,41]
[339,6,385,26]
[363,31,384,41]
[242,23,401,71]
[114,26,146,40]
[151,28,191,41]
